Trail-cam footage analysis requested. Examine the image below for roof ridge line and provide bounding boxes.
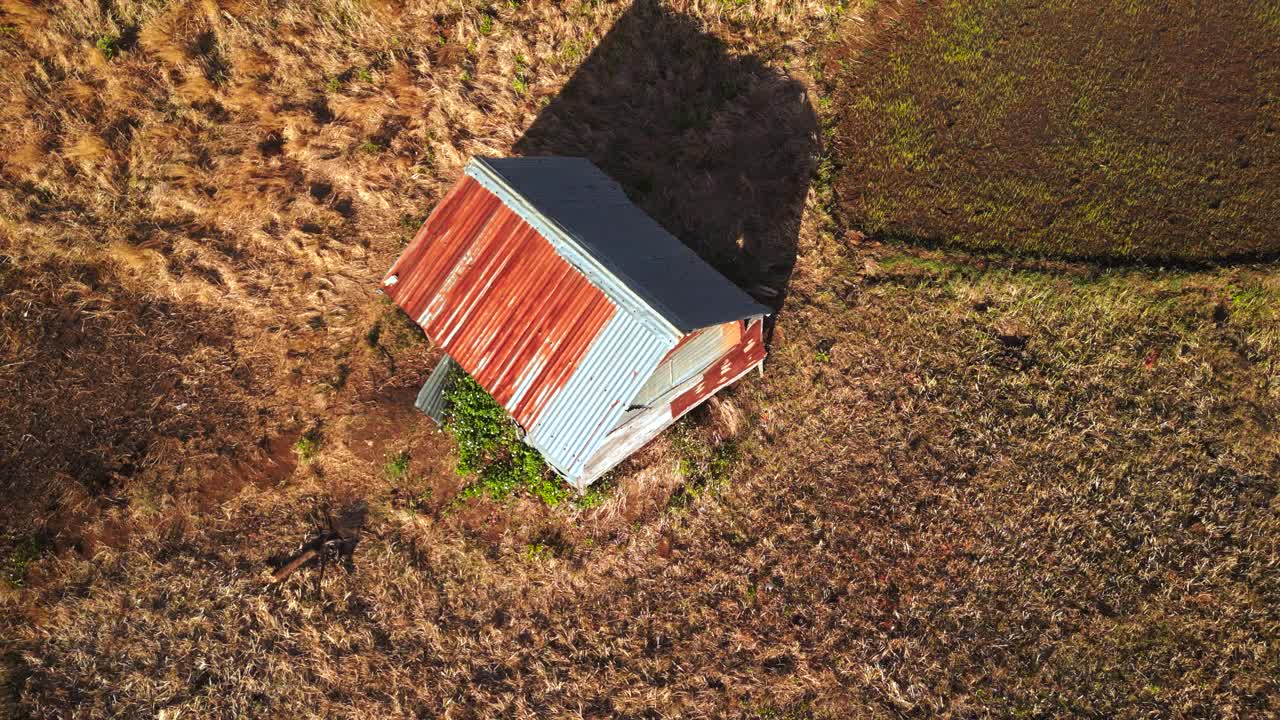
[465,157,683,341]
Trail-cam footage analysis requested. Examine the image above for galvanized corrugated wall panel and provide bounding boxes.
[527,311,671,481]
[415,354,457,423]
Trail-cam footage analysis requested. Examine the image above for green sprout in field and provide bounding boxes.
[524,542,552,561]
[95,34,119,60]
[2,534,48,588]
[511,54,529,96]
[384,450,411,482]
[294,430,322,462]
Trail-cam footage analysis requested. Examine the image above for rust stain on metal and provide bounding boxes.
[384,177,616,428]
[670,320,765,418]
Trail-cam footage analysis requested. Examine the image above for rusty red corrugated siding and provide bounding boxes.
[384,177,616,428]
[669,320,765,418]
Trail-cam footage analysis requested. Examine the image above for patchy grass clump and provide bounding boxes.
[832,0,1280,261]
[383,450,411,482]
[668,424,740,509]
[443,370,570,506]
[2,533,48,588]
[293,431,321,462]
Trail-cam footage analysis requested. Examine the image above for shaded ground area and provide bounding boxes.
[0,258,276,546]
[515,0,817,310]
[832,0,1280,262]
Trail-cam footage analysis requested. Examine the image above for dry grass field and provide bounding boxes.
[1,0,1278,718]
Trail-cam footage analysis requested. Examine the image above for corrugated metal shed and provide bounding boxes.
[383,157,766,485]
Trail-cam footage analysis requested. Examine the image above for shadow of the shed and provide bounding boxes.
[514,0,818,319]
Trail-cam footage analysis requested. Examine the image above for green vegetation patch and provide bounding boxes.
[293,429,321,462]
[442,370,571,506]
[831,0,1280,261]
[2,533,49,587]
[383,450,411,482]
[94,34,119,60]
[668,423,740,510]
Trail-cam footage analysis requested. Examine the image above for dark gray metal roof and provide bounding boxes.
[474,156,770,334]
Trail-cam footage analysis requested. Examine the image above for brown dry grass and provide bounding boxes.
[1,0,1278,718]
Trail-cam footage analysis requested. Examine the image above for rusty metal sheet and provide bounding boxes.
[670,319,766,418]
[383,177,616,431]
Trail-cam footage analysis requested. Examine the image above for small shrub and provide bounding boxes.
[478,13,494,35]
[512,54,529,95]
[384,450,410,481]
[524,543,552,561]
[559,39,585,63]
[399,212,424,233]
[443,370,570,506]
[95,34,119,59]
[408,487,433,511]
[669,425,739,509]
[573,486,607,509]
[2,534,48,587]
[294,430,321,462]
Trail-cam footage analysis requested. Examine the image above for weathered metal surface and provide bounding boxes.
[472,157,771,334]
[580,401,675,483]
[415,354,457,423]
[580,317,766,484]
[670,319,766,418]
[631,321,742,407]
[671,320,741,388]
[527,311,671,481]
[384,176,618,435]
